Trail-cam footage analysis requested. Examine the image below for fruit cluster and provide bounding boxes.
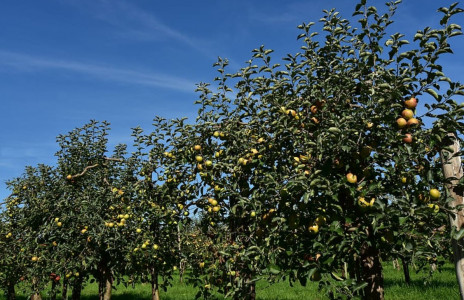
[396,97,419,143]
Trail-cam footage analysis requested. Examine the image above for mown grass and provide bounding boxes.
[1,263,459,299]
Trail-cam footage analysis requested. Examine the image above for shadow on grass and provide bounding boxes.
[384,277,457,289]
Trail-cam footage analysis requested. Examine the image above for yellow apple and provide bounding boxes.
[346,173,357,184]
[401,109,414,120]
[430,189,440,200]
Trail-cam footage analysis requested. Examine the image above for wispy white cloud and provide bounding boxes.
[61,0,229,62]
[0,50,197,92]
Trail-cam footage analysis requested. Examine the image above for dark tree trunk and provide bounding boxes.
[151,268,160,300]
[6,281,16,300]
[401,258,411,285]
[360,243,384,300]
[71,277,83,300]
[98,264,113,300]
[50,280,57,300]
[61,280,68,300]
[248,281,256,300]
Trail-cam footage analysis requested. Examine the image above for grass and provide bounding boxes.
[1,263,459,299]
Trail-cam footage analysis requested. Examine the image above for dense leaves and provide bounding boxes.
[1,1,463,300]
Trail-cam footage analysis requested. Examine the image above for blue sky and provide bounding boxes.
[1,0,463,201]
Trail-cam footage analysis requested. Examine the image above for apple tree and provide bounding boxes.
[185,1,464,299]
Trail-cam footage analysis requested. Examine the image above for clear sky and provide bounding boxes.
[1,0,463,201]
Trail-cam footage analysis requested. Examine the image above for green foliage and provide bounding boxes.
[1,1,464,299]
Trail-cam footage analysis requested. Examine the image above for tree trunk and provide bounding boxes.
[71,277,82,300]
[177,223,184,283]
[401,258,411,285]
[50,280,57,300]
[61,280,68,300]
[360,243,384,300]
[31,278,42,300]
[248,282,256,300]
[104,275,112,300]
[98,265,113,300]
[6,281,15,300]
[30,294,42,300]
[151,268,160,300]
[440,133,464,299]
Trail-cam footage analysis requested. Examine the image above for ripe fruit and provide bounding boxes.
[195,155,203,163]
[404,97,418,109]
[136,228,142,233]
[31,256,38,262]
[428,203,440,213]
[205,160,213,167]
[193,145,201,151]
[208,198,218,206]
[250,211,256,217]
[401,109,414,120]
[396,118,407,128]
[310,105,318,114]
[403,133,413,143]
[213,131,220,138]
[212,206,220,212]
[401,177,407,184]
[367,122,374,129]
[153,244,159,250]
[66,175,72,180]
[199,262,205,268]
[308,224,319,234]
[56,222,62,227]
[286,109,297,117]
[346,173,357,184]
[407,118,420,126]
[430,189,440,200]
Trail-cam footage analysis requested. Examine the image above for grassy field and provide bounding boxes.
[1,263,459,299]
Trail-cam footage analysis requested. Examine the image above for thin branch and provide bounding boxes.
[71,164,99,179]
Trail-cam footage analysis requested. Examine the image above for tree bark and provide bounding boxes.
[360,243,384,300]
[71,277,82,300]
[151,268,160,300]
[61,280,68,300]
[248,281,256,300]
[401,258,411,285]
[6,281,15,300]
[30,278,42,300]
[440,133,464,299]
[104,276,112,300]
[50,281,57,300]
[98,264,113,300]
[30,294,42,300]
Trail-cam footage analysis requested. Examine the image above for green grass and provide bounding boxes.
[1,264,459,299]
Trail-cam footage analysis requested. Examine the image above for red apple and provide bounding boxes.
[407,118,420,126]
[404,97,417,109]
[403,133,413,143]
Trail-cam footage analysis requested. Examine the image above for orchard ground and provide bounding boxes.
[1,263,458,300]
